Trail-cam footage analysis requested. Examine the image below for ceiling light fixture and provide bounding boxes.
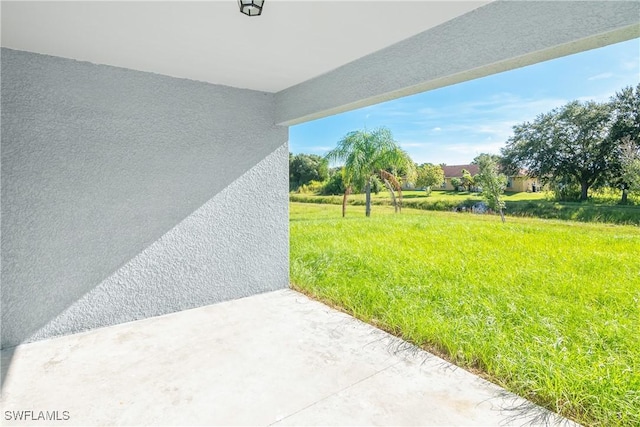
[238,0,265,17]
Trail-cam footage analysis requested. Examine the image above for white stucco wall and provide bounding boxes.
[276,1,640,126]
[2,2,637,350]
[1,48,289,348]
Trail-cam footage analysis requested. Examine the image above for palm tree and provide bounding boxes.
[325,127,414,217]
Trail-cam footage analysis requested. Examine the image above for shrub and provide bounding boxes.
[450,177,462,192]
[296,180,325,194]
[320,173,346,195]
[549,176,582,201]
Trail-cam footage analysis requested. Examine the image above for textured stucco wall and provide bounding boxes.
[1,48,289,348]
[276,0,640,125]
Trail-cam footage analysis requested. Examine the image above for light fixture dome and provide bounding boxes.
[238,0,265,17]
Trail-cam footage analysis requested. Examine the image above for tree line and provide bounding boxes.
[290,84,640,216]
[289,153,445,196]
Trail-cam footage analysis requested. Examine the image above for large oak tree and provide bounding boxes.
[502,100,615,201]
[609,84,640,203]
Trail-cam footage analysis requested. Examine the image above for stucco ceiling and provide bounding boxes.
[0,1,490,92]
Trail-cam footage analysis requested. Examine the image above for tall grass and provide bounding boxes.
[290,202,640,426]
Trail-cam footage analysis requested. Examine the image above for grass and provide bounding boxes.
[290,202,640,426]
[290,190,640,226]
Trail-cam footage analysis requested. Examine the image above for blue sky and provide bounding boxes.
[289,38,640,166]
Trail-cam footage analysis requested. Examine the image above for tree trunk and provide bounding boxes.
[365,178,371,217]
[621,185,629,204]
[378,169,403,213]
[383,179,398,213]
[499,209,506,223]
[580,181,589,201]
[342,186,351,218]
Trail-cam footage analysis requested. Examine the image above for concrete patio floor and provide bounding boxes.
[1,289,578,426]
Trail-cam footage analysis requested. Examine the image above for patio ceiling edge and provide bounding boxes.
[274,0,640,127]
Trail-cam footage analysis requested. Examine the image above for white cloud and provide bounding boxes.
[398,136,508,165]
[400,142,427,148]
[575,89,622,103]
[620,58,640,71]
[440,141,504,156]
[308,146,332,153]
[361,92,576,165]
[412,95,568,125]
[587,72,614,81]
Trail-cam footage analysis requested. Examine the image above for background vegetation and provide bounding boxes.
[291,84,640,211]
[290,190,640,226]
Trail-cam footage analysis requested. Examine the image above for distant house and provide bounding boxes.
[441,165,479,190]
[441,164,541,192]
[505,169,542,192]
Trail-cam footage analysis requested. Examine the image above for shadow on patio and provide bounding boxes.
[1,289,578,426]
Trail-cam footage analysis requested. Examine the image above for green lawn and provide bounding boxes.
[290,190,640,226]
[290,202,640,426]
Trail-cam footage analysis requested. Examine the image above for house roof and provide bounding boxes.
[442,165,479,178]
